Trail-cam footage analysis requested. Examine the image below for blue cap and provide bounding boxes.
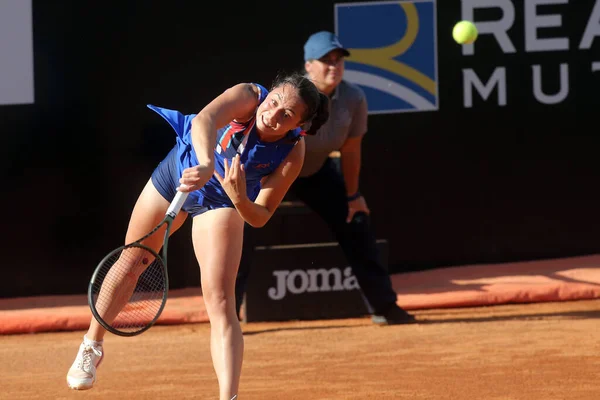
[303,31,350,61]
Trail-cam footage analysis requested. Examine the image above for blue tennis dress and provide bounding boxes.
[148,83,303,217]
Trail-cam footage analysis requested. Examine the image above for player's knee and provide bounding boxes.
[203,289,232,317]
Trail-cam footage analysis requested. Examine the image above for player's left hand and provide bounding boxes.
[347,196,370,223]
[214,154,247,205]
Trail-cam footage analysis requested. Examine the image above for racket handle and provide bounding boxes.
[167,191,189,218]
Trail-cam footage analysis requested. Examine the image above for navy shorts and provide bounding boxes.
[150,147,211,218]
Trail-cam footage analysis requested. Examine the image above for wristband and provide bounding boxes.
[346,191,362,201]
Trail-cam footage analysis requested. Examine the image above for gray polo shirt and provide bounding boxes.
[300,80,368,177]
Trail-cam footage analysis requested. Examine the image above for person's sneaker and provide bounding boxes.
[372,304,416,325]
[66,337,104,390]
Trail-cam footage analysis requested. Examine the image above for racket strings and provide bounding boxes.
[90,245,167,333]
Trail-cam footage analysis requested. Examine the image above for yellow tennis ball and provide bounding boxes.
[453,20,478,45]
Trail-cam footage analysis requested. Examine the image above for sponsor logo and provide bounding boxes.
[253,162,271,169]
[335,0,438,114]
[267,267,360,300]
[335,0,600,110]
[458,0,600,107]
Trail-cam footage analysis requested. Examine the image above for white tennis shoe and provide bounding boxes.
[66,337,104,390]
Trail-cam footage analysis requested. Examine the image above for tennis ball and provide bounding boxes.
[452,20,478,45]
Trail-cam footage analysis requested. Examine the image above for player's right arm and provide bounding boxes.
[179,83,260,192]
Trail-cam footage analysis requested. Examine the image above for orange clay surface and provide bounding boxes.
[1,299,599,400]
[3,254,600,335]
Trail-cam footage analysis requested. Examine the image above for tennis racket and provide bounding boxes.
[88,190,189,336]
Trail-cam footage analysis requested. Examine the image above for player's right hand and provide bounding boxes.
[214,154,247,205]
[178,163,214,192]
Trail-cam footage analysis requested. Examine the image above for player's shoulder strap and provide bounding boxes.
[250,82,269,104]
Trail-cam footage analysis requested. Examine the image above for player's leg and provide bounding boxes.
[68,142,189,390]
[86,178,188,342]
[85,146,188,343]
[191,207,245,400]
[234,222,256,319]
[67,178,188,390]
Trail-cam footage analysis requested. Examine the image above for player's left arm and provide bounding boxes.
[231,140,305,228]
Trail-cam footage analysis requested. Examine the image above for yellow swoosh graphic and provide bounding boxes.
[346,2,436,95]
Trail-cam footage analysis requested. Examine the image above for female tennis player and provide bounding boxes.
[66,72,329,400]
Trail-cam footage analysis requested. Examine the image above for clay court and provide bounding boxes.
[1,299,599,400]
[2,255,600,400]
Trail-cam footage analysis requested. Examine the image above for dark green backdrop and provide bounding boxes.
[2,0,599,297]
